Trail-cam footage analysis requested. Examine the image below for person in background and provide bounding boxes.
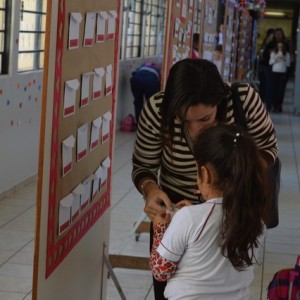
[130,62,161,123]
[258,28,275,104]
[264,28,290,111]
[269,42,291,112]
[192,33,199,59]
[132,58,278,299]
[213,44,223,74]
[150,124,271,300]
[216,24,224,46]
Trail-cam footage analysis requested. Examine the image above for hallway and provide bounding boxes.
[0,81,299,299]
[107,80,300,299]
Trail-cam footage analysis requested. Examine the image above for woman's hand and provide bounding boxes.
[176,199,193,209]
[153,210,172,227]
[142,182,173,221]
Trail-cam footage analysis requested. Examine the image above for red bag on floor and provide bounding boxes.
[121,114,136,132]
[267,255,300,300]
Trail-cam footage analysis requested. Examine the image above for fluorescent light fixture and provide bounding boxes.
[264,11,285,17]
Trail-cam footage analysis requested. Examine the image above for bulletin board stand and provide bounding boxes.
[161,0,196,88]
[236,10,253,80]
[199,0,219,61]
[33,0,121,299]
[222,0,236,81]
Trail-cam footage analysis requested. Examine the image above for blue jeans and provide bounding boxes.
[130,70,160,123]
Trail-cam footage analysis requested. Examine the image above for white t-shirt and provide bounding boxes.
[157,198,261,300]
[269,51,290,73]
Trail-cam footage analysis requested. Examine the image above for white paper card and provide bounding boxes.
[71,184,85,222]
[189,0,194,12]
[100,156,111,188]
[62,135,75,176]
[105,64,113,95]
[96,11,108,43]
[93,67,105,99]
[77,124,88,161]
[90,116,102,150]
[84,12,96,47]
[81,72,92,107]
[68,12,82,49]
[64,79,80,117]
[173,45,178,63]
[107,10,117,40]
[92,165,102,200]
[181,0,187,23]
[174,18,180,39]
[102,111,112,144]
[59,194,73,235]
[81,177,93,210]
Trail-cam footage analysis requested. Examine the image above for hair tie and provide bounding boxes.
[233,132,243,147]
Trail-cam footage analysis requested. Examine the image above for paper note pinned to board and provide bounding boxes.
[68,12,82,49]
[84,11,96,47]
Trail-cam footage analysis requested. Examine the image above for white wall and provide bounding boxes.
[293,11,300,113]
[0,73,42,196]
[0,0,43,196]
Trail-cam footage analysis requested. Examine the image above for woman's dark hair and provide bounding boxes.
[271,28,289,52]
[194,124,271,271]
[161,58,226,145]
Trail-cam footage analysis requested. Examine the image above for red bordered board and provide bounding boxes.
[34,0,121,281]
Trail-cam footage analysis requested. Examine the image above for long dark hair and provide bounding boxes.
[194,124,271,270]
[161,59,227,146]
[271,27,289,53]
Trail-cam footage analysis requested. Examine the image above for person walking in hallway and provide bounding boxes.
[269,42,290,112]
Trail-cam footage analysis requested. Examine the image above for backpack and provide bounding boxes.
[267,255,300,300]
[121,114,136,132]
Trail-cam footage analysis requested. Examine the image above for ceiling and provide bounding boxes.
[265,0,299,19]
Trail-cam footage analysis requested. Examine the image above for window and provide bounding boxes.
[121,0,166,60]
[123,0,143,59]
[143,0,166,57]
[0,0,11,74]
[18,0,47,72]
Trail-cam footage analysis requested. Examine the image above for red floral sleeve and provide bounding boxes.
[150,222,178,282]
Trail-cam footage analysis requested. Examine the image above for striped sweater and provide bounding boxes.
[132,83,278,203]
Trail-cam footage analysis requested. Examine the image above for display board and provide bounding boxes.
[222,0,236,81]
[161,0,196,87]
[33,0,121,299]
[199,0,218,61]
[229,6,239,81]
[236,10,253,80]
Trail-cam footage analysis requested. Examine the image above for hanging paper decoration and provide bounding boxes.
[233,0,266,13]
[219,0,266,14]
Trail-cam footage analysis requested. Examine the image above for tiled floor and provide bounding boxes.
[0,80,299,300]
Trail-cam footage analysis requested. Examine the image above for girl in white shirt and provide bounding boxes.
[269,42,290,112]
[150,124,271,300]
